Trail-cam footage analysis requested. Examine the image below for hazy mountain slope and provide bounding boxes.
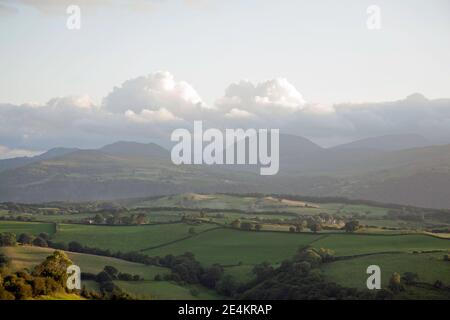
[332,134,430,151]
[1,139,450,208]
[0,147,78,172]
[0,143,267,203]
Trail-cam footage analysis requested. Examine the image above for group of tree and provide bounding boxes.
[343,220,361,233]
[0,232,50,248]
[235,247,382,300]
[82,265,143,283]
[229,220,263,232]
[0,251,75,300]
[91,212,148,225]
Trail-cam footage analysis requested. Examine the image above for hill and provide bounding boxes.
[1,138,450,208]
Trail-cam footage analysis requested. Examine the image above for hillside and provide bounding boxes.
[1,138,450,208]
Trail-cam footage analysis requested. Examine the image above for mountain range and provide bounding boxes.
[1,133,449,209]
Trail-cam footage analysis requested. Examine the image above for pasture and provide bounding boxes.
[51,222,218,252]
[321,252,450,289]
[0,221,56,236]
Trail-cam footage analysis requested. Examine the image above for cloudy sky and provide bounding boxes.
[0,0,449,157]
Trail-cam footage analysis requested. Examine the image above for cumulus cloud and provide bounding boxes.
[216,78,306,117]
[125,108,182,124]
[104,71,209,118]
[1,71,450,158]
[224,108,255,119]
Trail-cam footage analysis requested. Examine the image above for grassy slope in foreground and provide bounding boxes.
[1,246,221,300]
[321,252,450,289]
[0,246,169,280]
[312,234,450,256]
[52,223,217,252]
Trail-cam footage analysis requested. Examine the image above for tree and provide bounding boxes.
[253,262,274,281]
[31,277,48,296]
[32,236,48,247]
[0,253,11,268]
[135,213,147,225]
[401,272,418,285]
[33,251,73,287]
[344,220,360,233]
[154,274,162,281]
[117,273,133,281]
[289,226,296,233]
[132,275,141,281]
[0,287,15,300]
[38,232,50,241]
[295,248,322,267]
[200,265,224,289]
[316,248,335,262]
[295,221,306,232]
[388,272,404,293]
[433,280,444,289]
[18,233,34,245]
[68,241,84,252]
[96,271,112,283]
[0,232,17,246]
[103,266,119,279]
[309,222,322,233]
[240,222,253,231]
[94,214,104,224]
[2,274,33,300]
[230,219,241,229]
[293,261,311,274]
[216,275,238,296]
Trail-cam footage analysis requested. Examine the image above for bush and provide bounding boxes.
[18,233,34,245]
[32,236,48,247]
[154,274,162,281]
[96,271,112,283]
[190,288,199,297]
[0,253,11,268]
[0,233,17,247]
[117,273,133,281]
[103,266,119,279]
[0,287,15,300]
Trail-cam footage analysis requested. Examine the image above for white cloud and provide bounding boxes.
[224,108,255,119]
[1,72,450,153]
[47,95,96,110]
[216,78,306,117]
[104,71,209,118]
[125,108,182,124]
[0,145,42,159]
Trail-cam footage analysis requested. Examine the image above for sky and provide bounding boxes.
[0,0,449,157]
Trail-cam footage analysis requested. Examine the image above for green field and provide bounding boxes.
[1,193,450,300]
[311,234,450,256]
[114,281,222,300]
[145,228,322,265]
[0,221,56,236]
[51,222,218,252]
[321,252,450,289]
